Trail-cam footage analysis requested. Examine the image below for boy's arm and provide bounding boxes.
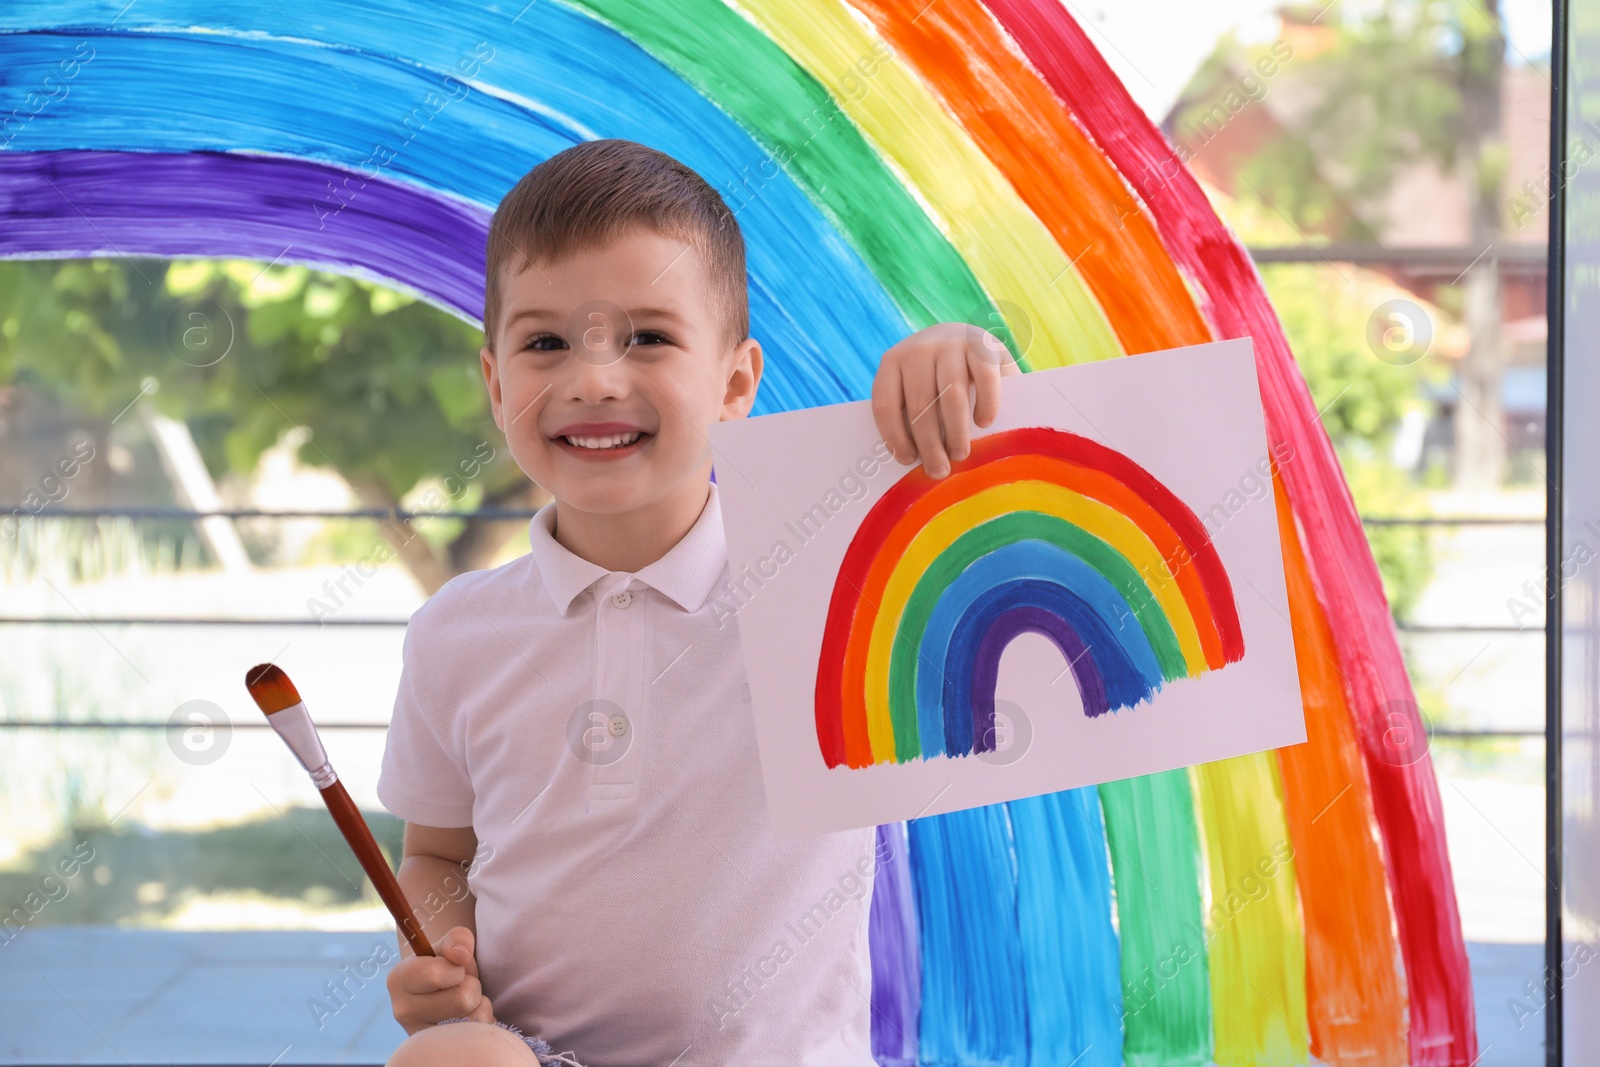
[386,821,495,1033]
[396,821,481,952]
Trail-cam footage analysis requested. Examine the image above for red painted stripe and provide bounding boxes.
[980,3,1477,1060]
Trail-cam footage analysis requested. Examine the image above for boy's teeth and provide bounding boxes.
[564,431,642,450]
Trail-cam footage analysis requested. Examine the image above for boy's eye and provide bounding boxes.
[521,334,566,351]
[631,331,671,346]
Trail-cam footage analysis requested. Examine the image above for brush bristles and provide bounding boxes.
[245,662,302,715]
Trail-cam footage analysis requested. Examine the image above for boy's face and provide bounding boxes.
[480,225,761,516]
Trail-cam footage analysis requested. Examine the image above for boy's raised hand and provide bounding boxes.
[871,321,1022,480]
[386,925,496,1035]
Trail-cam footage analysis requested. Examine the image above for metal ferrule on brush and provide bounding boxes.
[266,701,339,789]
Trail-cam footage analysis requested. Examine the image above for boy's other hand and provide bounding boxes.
[387,926,496,1035]
[871,321,1022,480]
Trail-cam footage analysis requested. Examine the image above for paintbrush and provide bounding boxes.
[245,662,435,957]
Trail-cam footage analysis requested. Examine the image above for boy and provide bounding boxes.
[378,138,1018,1067]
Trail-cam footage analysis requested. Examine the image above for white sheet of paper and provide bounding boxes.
[707,338,1306,838]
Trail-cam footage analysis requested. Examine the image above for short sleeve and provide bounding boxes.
[376,616,476,827]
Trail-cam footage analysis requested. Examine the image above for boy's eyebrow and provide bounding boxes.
[628,306,689,325]
[504,306,691,329]
[503,307,560,328]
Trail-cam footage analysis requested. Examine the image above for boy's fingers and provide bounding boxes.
[392,957,469,996]
[904,378,950,479]
[446,945,479,978]
[870,358,916,466]
[967,333,1006,429]
[936,347,972,465]
[444,975,485,1017]
[406,978,485,1022]
[441,936,477,971]
[436,927,480,976]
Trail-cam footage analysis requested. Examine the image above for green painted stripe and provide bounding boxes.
[1100,771,1214,1067]
[890,511,1186,757]
[563,0,1021,367]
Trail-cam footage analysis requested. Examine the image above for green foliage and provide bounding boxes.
[0,255,527,521]
[1258,262,1445,445]
[1343,462,1435,620]
[1235,0,1484,240]
[0,807,406,928]
[1256,262,1445,619]
[1207,145,1448,620]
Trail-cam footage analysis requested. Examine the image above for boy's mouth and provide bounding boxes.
[551,428,651,458]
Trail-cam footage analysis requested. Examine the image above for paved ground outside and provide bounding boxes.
[1,929,405,1065]
[0,928,1546,1065]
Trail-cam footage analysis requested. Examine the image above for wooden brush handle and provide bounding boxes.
[319,780,435,957]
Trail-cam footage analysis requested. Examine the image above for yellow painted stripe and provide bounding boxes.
[861,481,1208,752]
[1193,754,1310,1066]
[728,0,1124,370]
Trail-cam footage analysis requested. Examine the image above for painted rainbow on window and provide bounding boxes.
[815,425,1246,769]
[0,1,1476,1064]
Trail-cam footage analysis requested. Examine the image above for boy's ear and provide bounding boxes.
[721,336,763,420]
[479,344,504,431]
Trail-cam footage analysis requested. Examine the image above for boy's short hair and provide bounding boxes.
[482,139,749,353]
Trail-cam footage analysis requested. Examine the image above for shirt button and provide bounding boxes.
[611,589,634,608]
[608,715,629,737]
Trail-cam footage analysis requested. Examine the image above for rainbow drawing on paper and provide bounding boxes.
[815,426,1244,770]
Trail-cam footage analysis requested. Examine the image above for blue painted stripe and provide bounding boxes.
[0,25,908,411]
[909,804,1029,1066]
[1009,789,1124,1067]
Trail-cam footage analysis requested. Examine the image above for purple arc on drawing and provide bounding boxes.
[943,577,1156,758]
[0,150,489,320]
[970,605,1108,752]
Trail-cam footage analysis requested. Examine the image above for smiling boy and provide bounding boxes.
[378,139,1017,1067]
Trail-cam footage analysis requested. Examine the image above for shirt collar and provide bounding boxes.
[528,481,728,616]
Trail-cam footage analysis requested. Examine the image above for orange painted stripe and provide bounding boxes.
[1272,468,1408,1064]
[844,0,1213,356]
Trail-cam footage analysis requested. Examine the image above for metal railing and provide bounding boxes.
[0,507,1549,741]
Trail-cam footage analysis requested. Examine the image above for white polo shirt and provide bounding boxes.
[376,481,877,1067]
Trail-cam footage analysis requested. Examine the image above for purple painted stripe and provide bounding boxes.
[0,149,487,321]
[868,822,920,1066]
